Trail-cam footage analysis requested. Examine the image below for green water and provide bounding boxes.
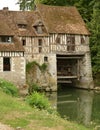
[57,88,100,128]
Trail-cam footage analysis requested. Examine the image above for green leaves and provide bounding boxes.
[26,91,50,110]
[89,1,100,74]
[0,79,18,96]
[17,0,35,10]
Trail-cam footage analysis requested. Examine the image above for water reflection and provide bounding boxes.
[46,92,57,109]
[46,88,100,127]
[57,89,94,126]
[77,90,94,126]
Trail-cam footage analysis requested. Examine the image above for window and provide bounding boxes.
[81,36,85,44]
[0,36,13,43]
[33,21,45,34]
[38,39,42,46]
[3,57,11,71]
[22,39,26,46]
[44,56,48,62]
[38,48,42,53]
[37,26,43,34]
[34,26,43,34]
[56,36,61,44]
[67,36,75,51]
[38,39,42,53]
[18,24,27,29]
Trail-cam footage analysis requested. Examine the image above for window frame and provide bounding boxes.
[3,57,11,71]
[67,35,75,51]
[81,35,85,44]
[56,36,61,44]
[0,36,13,43]
[44,56,48,62]
[22,39,26,46]
[38,39,42,53]
[18,24,27,29]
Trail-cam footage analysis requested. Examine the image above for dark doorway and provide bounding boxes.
[56,54,81,84]
[57,58,77,76]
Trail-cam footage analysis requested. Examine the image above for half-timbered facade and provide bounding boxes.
[0,5,93,90]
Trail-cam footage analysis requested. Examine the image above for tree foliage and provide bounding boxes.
[17,0,73,10]
[74,0,93,22]
[17,0,35,10]
[89,0,100,74]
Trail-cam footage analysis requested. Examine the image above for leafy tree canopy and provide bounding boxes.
[89,0,100,74]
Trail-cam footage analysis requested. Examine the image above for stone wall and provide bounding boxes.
[75,52,94,89]
[26,53,57,91]
[0,56,26,86]
[81,52,93,89]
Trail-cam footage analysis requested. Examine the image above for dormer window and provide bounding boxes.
[33,21,45,34]
[35,25,43,34]
[0,36,13,43]
[18,24,27,29]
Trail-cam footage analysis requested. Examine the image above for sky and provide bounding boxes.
[0,0,19,10]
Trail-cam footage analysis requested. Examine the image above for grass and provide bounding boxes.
[0,78,18,96]
[0,91,92,130]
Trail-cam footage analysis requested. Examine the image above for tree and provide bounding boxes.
[38,0,70,6]
[74,0,93,22]
[17,0,77,10]
[17,0,35,10]
[89,0,100,75]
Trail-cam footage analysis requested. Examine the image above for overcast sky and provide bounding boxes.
[0,0,19,10]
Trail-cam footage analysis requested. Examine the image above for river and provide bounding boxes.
[46,87,100,129]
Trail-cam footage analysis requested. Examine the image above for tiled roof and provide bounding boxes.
[0,12,14,35]
[0,9,48,37]
[0,36,24,51]
[37,4,90,35]
[0,4,90,37]
[0,4,90,52]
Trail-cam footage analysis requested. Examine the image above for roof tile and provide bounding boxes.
[37,4,90,35]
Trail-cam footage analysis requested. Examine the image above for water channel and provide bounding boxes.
[47,86,100,129]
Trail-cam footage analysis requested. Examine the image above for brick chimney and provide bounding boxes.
[3,7,9,11]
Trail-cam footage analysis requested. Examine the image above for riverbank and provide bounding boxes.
[0,123,14,130]
[0,90,91,130]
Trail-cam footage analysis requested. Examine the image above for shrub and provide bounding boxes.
[26,61,47,73]
[26,61,39,72]
[39,63,47,72]
[28,83,41,94]
[26,92,50,110]
[0,79,18,96]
